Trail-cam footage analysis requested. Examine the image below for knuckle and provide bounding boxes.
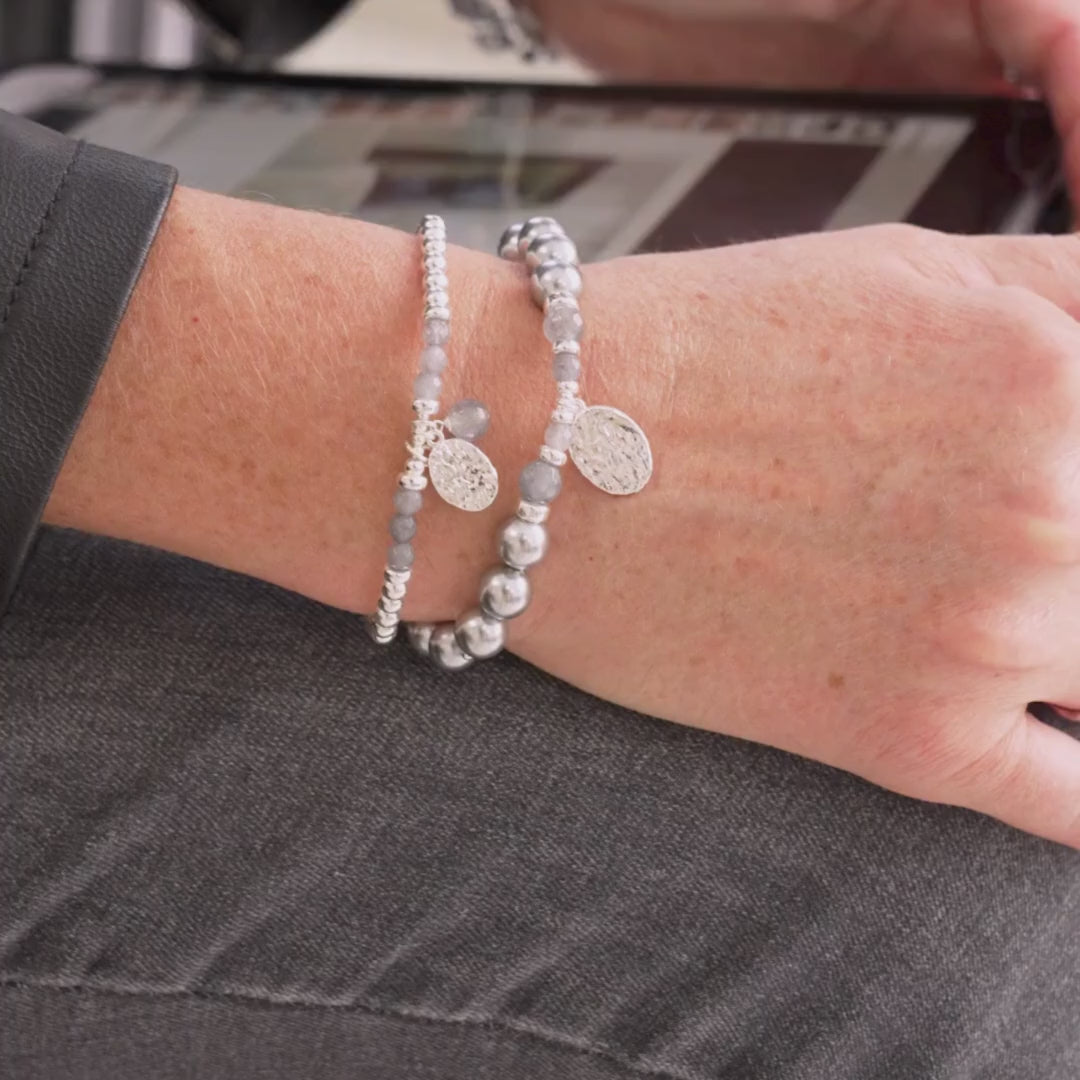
[876,223,993,287]
[980,287,1080,412]
[933,595,1055,673]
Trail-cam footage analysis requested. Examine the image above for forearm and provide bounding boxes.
[44,187,554,620]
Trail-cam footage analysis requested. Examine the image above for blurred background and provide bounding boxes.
[0,1,592,82]
[0,1,1066,256]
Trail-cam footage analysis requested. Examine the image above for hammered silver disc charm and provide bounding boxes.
[569,405,653,496]
[428,437,499,511]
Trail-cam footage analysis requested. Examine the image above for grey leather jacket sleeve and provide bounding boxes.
[0,110,176,612]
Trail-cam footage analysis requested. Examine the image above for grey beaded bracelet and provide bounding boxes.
[368,214,499,646]
[407,216,653,671]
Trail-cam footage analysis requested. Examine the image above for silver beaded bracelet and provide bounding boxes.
[406,216,654,671]
[367,214,499,646]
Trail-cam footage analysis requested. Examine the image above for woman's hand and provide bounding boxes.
[532,0,1080,195]
[53,190,1080,849]
[511,223,1080,850]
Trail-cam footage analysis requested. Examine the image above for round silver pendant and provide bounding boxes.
[569,405,653,496]
[428,437,499,512]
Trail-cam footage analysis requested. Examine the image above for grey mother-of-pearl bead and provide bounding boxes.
[389,514,416,542]
[387,542,415,570]
[423,318,450,346]
[520,459,562,503]
[531,261,584,307]
[394,488,423,515]
[429,623,475,671]
[455,608,507,660]
[479,566,531,620]
[498,518,549,569]
[445,398,491,441]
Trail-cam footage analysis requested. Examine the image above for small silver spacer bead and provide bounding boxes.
[398,472,428,491]
[426,289,450,310]
[382,597,403,614]
[412,399,439,418]
[384,579,408,601]
[425,271,449,291]
[516,500,550,524]
[385,567,412,585]
[404,457,426,475]
[374,608,399,628]
[539,445,568,467]
[424,305,451,322]
[552,340,581,356]
[552,406,578,425]
[367,624,397,646]
[424,254,447,271]
[556,380,581,398]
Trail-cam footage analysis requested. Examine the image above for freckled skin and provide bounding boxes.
[47,189,1080,850]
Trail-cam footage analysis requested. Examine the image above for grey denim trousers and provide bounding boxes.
[1,527,1078,1080]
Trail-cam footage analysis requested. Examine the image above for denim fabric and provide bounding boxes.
[1,527,1078,1080]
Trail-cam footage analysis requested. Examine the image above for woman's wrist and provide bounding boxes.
[44,187,554,622]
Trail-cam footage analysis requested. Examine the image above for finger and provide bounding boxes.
[944,709,1080,849]
[978,0,1080,201]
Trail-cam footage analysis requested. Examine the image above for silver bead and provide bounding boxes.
[479,567,531,620]
[385,567,411,585]
[429,623,475,671]
[384,579,408,601]
[518,216,561,255]
[412,399,439,418]
[552,339,581,355]
[406,621,436,657]
[427,289,450,310]
[498,222,524,260]
[540,445,568,467]
[424,306,451,323]
[374,608,399,628]
[382,597,403,614]
[498,518,549,569]
[424,254,447,272]
[455,608,507,659]
[526,232,579,269]
[366,616,396,644]
[531,261,583,306]
[516,500,550,524]
[398,472,428,491]
[426,271,449,291]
